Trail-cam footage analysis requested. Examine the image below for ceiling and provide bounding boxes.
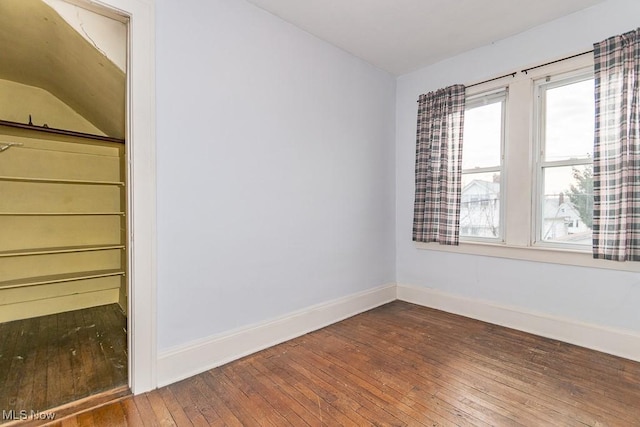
[245,0,606,75]
[0,0,606,138]
[0,0,125,138]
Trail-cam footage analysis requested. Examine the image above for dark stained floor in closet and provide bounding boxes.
[0,304,127,421]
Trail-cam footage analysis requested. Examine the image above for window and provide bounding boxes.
[461,90,506,241]
[414,54,640,271]
[535,71,594,247]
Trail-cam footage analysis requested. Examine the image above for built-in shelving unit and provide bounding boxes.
[0,124,127,322]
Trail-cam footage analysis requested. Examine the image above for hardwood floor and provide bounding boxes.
[16,301,640,426]
[0,304,127,423]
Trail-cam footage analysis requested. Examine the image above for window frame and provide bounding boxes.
[460,89,507,243]
[415,53,640,272]
[533,68,594,251]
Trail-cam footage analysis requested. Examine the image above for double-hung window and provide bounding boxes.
[460,89,506,241]
[534,70,594,248]
[416,54,637,271]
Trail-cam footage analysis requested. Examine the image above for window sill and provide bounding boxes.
[414,240,640,272]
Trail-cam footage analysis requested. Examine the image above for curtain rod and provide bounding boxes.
[416,72,516,102]
[466,72,516,89]
[521,49,593,74]
[467,48,594,85]
[417,49,595,102]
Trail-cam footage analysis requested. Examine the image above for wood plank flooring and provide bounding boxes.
[17,301,640,425]
[0,304,127,423]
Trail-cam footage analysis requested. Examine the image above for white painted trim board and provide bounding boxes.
[397,283,640,363]
[157,282,640,389]
[157,283,396,387]
[80,0,158,394]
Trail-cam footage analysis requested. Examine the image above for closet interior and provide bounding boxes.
[0,122,129,415]
[0,0,129,416]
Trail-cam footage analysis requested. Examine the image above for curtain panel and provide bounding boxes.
[593,29,640,261]
[412,84,466,245]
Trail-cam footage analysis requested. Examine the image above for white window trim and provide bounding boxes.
[416,53,640,273]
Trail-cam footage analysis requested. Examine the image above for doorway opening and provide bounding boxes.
[0,0,130,417]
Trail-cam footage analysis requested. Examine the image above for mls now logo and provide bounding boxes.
[2,409,56,421]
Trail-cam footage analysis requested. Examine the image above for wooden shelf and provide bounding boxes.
[0,176,124,186]
[0,119,125,143]
[0,212,125,216]
[0,269,125,290]
[0,244,125,258]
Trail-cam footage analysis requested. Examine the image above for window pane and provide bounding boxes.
[461,172,500,239]
[463,101,502,169]
[540,165,593,245]
[544,79,594,162]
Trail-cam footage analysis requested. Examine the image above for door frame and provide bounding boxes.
[68,0,157,393]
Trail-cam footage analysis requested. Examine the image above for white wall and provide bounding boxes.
[396,0,640,332]
[156,0,396,351]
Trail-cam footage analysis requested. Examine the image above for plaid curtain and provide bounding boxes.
[412,84,465,245]
[593,29,640,261]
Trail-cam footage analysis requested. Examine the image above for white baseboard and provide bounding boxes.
[397,283,640,363]
[157,282,639,388]
[157,283,396,387]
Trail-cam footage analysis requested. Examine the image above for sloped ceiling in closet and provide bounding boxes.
[0,0,125,139]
